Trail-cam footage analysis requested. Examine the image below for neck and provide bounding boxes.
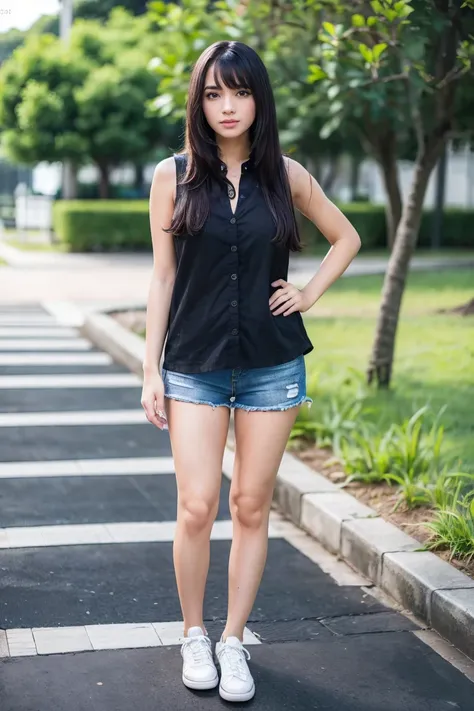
[216,138,251,166]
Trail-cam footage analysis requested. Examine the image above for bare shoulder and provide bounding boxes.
[151,155,178,203]
[282,155,313,201]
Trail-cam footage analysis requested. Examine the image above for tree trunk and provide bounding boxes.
[350,155,361,201]
[322,153,341,197]
[367,144,443,388]
[98,163,109,199]
[377,135,403,251]
[134,163,145,195]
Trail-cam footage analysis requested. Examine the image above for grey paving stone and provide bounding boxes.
[431,588,474,661]
[381,551,474,621]
[300,491,376,554]
[341,517,420,583]
[320,610,419,636]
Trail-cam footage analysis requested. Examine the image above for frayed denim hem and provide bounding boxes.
[164,393,230,410]
[164,393,313,412]
[233,395,313,413]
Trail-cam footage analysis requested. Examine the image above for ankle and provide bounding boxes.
[221,629,244,643]
[184,624,207,637]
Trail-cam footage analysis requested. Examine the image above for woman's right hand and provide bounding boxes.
[141,373,168,430]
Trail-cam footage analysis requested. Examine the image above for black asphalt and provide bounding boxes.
[1,304,473,710]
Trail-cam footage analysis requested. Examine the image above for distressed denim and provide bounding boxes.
[162,355,313,412]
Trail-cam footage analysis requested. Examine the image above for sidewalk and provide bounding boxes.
[1,238,473,304]
[0,302,473,710]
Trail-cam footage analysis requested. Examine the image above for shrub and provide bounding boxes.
[52,200,150,252]
[300,203,474,251]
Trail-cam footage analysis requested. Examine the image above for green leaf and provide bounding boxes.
[322,21,336,37]
[367,16,377,26]
[307,64,327,82]
[373,43,388,61]
[351,14,365,27]
[371,0,383,12]
[359,43,374,63]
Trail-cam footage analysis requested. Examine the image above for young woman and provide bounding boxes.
[141,40,361,703]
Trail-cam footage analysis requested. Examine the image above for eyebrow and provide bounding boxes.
[203,84,248,91]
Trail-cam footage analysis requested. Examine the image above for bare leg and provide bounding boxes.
[222,405,301,641]
[165,398,230,636]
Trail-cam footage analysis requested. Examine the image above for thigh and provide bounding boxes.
[232,405,301,503]
[164,395,230,507]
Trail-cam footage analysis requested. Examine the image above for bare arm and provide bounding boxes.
[286,157,361,308]
[142,156,177,377]
[140,156,177,430]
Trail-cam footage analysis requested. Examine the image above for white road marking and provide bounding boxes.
[0,457,175,478]
[0,373,141,388]
[0,353,112,365]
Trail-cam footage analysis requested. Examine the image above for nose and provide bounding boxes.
[222,94,235,113]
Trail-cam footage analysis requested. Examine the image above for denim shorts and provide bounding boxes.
[161,355,313,412]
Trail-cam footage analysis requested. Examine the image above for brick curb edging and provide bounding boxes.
[80,306,474,662]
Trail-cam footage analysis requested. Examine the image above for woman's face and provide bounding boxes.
[202,65,256,140]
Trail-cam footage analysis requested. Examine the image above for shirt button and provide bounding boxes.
[231,273,237,280]
[231,245,237,252]
[231,300,237,307]
[231,328,238,335]
[230,217,236,224]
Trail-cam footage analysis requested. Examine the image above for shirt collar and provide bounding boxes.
[218,154,255,175]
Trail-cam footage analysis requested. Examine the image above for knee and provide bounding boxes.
[230,491,266,529]
[179,498,216,534]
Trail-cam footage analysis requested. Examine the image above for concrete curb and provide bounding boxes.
[80,305,474,662]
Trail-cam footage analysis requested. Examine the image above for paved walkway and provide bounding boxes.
[1,238,473,303]
[0,303,473,710]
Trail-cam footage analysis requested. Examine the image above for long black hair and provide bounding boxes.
[164,40,306,252]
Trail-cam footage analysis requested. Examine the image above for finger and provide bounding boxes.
[269,291,289,309]
[154,403,167,421]
[142,402,164,428]
[272,297,295,316]
[269,288,285,307]
[271,279,286,287]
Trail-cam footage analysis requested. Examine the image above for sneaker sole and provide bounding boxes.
[218,682,256,702]
[182,672,219,691]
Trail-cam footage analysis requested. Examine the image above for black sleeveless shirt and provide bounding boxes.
[162,152,314,374]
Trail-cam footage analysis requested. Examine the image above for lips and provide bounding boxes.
[221,120,238,124]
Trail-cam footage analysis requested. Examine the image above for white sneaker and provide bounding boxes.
[180,626,219,690]
[215,634,256,702]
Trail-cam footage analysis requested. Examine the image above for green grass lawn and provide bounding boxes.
[302,268,474,471]
[4,237,69,252]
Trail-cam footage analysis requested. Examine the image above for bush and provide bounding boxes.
[52,199,474,252]
[300,203,474,250]
[52,200,150,251]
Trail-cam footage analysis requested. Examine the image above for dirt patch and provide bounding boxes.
[438,298,474,316]
[289,439,474,580]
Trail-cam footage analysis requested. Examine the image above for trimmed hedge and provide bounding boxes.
[53,199,473,252]
[52,200,150,252]
[301,203,474,250]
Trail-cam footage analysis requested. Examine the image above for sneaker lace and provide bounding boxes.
[181,635,212,665]
[217,644,251,681]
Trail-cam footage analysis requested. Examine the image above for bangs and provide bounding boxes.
[212,56,252,91]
